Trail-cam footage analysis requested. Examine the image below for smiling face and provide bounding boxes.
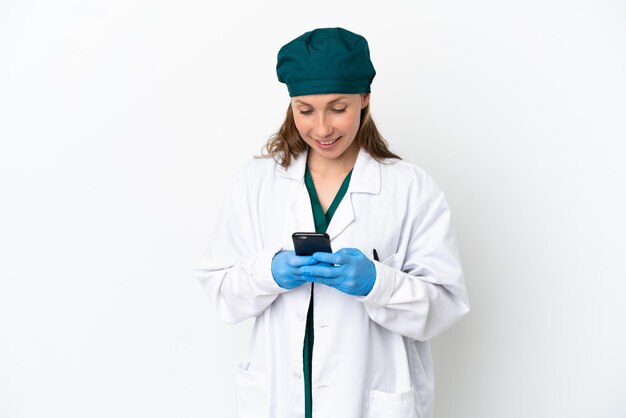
[291,93,370,167]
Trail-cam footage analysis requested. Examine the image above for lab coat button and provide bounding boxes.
[297,312,305,321]
[293,370,302,379]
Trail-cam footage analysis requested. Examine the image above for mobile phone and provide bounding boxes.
[292,232,332,256]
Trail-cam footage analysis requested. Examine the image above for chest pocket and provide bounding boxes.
[375,251,404,270]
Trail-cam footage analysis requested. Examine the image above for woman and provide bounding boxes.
[195,27,470,418]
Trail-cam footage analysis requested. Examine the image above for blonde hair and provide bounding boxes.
[255,102,401,168]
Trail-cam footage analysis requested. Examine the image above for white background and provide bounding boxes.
[1,1,625,417]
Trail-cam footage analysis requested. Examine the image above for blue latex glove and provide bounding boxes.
[298,248,376,296]
[271,249,332,290]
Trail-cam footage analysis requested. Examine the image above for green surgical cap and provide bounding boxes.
[276,27,376,97]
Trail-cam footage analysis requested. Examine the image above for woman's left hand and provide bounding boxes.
[299,248,376,296]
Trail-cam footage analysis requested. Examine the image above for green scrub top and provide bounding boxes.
[303,164,353,418]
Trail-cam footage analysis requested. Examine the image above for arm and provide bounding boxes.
[194,167,288,324]
[354,190,470,342]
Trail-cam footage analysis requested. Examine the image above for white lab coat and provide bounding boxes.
[195,146,469,418]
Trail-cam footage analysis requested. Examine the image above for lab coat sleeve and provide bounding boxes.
[354,190,470,341]
[195,165,289,325]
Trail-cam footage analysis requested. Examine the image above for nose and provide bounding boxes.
[314,113,333,139]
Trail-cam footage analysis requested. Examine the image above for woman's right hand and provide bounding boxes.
[271,250,331,290]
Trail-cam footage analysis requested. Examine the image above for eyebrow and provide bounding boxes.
[293,96,349,106]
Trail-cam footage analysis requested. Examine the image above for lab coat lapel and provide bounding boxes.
[277,149,315,249]
[325,147,381,243]
[324,191,355,243]
[276,146,381,247]
[291,181,316,233]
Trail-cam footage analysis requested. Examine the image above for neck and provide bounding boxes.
[307,141,360,176]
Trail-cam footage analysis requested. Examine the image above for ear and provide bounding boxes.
[361,93,370,108]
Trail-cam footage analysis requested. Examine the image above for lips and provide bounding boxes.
[315,136,341,148]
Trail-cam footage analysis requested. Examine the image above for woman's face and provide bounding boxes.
[291,93,370,163]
